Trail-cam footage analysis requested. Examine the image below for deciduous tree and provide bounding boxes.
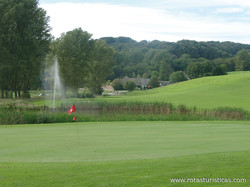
[235,49,250,71]
[87,40,115,95]
[56,28,94,95]
[0,0,51,98]
[170,71,188,83]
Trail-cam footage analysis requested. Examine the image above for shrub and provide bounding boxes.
[124,81,136,91]
[0,108,24,125]
[170,71,188,83]
[94,86,104,95]
[111,78,123,90]
[148,76,160,88]
[21,91,30,98]
[76,92,95,98]
[212,66,227,76]
[23,112,38,124]
[77,93,86,98]
[37,111,51,123]
[85,93,95,98]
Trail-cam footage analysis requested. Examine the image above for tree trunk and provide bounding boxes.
[10,90,13,99]
[18,89,21,98]
[5,90,9,99]
[15,90,18,98]
[1,89,4,99]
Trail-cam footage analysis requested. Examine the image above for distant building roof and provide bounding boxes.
[102,85,114,91]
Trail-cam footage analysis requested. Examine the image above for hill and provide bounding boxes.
[102,37,250,58]
[101,37,250,80]
[100,71,250,110]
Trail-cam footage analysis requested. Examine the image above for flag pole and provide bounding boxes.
[75,121,80,144]
[68,104,79,144]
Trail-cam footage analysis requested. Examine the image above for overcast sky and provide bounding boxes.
[39,0,250,44]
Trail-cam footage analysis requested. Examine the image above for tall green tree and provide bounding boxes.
[187,60,213,78]
[235,49,250,71]
[56,28,94,95]
[87,40,115,95]
[149,76,160,88]
[212,65,227,76]
[160,61,174,81]
[0,0,51,98]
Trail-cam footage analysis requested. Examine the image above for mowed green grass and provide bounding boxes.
[99,71,250,110]
[0,121,249,186]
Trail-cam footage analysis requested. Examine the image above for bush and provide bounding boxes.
[23,112,38,124]
[170,71,188,83]
[37,111,51,123]
[94,86,104,95]
[77,93,86,98]
[0,107,24,125]
[111,78,123,90]
[124,81,136,91]
[76,92,95,98]
[212,66,227,76]
[85,93,95,98]
[21,91,30,98]
[148,76,160,88]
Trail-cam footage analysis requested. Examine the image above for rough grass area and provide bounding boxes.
[0,121,249,186]
[1,101,249,125]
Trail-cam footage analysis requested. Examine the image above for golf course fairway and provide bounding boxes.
[97,72,250,111]
[0,121,249,186]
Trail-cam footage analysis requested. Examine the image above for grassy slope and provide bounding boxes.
[98,71,250,110]
[0,121,249,186]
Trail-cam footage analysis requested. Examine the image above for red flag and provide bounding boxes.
[73,116,77,121]
[68,104,76,114]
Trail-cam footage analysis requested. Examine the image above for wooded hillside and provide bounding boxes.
[101,37,250,80]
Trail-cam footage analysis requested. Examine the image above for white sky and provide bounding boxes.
[39,0,250,44]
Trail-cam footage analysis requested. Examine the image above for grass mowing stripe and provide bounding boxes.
[0,151,249,186]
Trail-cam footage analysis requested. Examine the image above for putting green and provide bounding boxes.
[0,121,249,186]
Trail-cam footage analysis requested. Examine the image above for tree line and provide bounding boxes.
[1,0,250,99]
[102,37,250,81]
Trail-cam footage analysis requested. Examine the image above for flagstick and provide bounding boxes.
[69,103,79,144]
[74,95,79,145]
[75,121,80,144]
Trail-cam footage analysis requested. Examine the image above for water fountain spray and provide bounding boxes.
[52,58,63,111]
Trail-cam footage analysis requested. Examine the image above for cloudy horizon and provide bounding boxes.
[40,0,250,44]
